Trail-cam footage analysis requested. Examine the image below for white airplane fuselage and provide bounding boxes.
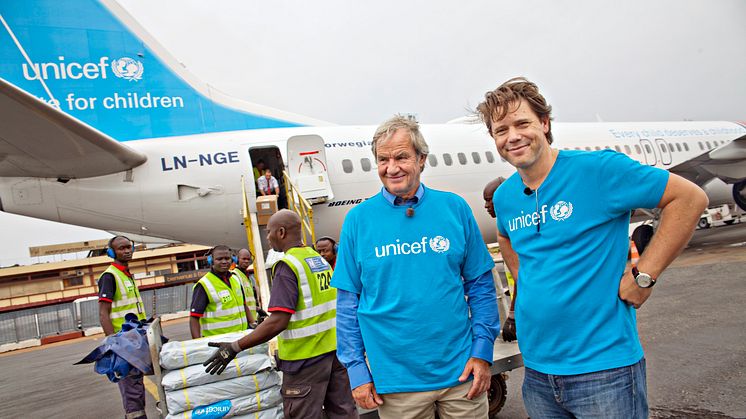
[0,120,741,247]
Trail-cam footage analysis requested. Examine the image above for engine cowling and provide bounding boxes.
[733,179,746,211]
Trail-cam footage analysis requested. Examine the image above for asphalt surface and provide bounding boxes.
[0,222,744,419]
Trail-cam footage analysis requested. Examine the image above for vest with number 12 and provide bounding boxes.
[274,247,337,361]
[195,272,247,337]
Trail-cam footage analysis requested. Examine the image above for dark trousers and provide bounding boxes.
[281,354,358,419]
[117,374,146,419]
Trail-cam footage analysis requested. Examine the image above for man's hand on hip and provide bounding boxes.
[458,357,491,399]
[352,382,383,409]
[618,270,653,309]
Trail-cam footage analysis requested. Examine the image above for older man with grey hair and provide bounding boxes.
[331,115,500,419]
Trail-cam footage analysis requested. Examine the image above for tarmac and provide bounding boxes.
[0,222,744,419]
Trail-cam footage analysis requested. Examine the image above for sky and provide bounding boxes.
[1,0,745,266]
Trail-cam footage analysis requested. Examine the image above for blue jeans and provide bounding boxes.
[522,358,648,419]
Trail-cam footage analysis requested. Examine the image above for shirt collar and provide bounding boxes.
[211,268,232,282]
[111,262,131,277]
[382,184,425,206]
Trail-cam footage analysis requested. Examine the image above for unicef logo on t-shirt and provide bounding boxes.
[429,236,450,253]
[112,57,144,81]
[550,201,574,221]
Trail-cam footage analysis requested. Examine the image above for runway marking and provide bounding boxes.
[144,376,160,401]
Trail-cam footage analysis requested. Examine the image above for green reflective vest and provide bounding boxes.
[194,272,248,337]
[274,247,337,361]
[101,265,146,332]
[232,268,258,321]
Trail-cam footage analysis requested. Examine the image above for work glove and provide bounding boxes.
[257,308,269,325]
[501,311,517,342]
[203,341,241,375]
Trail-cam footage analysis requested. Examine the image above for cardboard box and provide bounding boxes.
[256,195,278,225]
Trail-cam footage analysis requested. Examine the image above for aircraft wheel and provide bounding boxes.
[698,218,710,229]
[488,373,508,418]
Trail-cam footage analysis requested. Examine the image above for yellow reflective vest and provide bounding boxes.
[100,265,146,332]
[274,247,337,361]
[194,272,248,337]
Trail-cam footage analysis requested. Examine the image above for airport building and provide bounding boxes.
[0,241,212,312]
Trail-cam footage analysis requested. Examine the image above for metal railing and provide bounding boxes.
[240,176,270,309]
[282,170,316,246]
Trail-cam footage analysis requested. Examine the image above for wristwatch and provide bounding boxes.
[632,266,656,288]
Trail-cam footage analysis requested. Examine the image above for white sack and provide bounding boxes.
[160,330,269,370]
[166,370,281,415]
[165,385,282,419]
[161,354,272,391]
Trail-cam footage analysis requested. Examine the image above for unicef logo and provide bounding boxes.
[550,201,574,221]
[429,236,450,253]
[112,57,144,81]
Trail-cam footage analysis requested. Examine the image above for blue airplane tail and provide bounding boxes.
[0,0,328,141]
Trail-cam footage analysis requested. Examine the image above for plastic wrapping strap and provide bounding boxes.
[181,341,188,367]
[180,368,188,389]
[233,358,243,377]
[252,374,261,411]
[182,385,192,411]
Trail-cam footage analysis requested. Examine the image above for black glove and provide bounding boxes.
[501,311,517,342]
[203,341,240,375]
[256,308,269,325]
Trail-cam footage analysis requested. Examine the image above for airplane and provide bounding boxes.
[1,0,745,252]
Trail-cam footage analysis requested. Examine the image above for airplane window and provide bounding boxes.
[342,159,353,173]
[676,143,682,152]
[698,141,704,150]
[705,141,712,149]
[604,145,611,149]
[443,153,453,166]
[428,155,438,167]
[683,143,690,151]
[360,158,371,172]
[624,145,632,154]
[634,145,641,154]
[614,146,621,152]
[660,143,667,152]
[471,152,481,164]
[575,147,581,150]
[457,153,467,165]
[594,146,601,151]
[485,151,495,163]
[644,144,652,153]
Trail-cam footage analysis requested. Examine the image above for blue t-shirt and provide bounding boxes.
[331,186,495,393]
[495,150,669,375]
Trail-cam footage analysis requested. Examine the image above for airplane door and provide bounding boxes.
[654,138,672,165]
[287,135,334,203]
[639,139,657,166]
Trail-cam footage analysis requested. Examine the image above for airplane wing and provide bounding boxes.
[668,132,746,185]
[0,77,147,179]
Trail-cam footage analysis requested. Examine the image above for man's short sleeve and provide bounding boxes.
[494,188,509,237]
[459,199,496,280]
[329,215,362,294]
[97,273,116,303]
[599,151,669,216]
[268,262,299,313]
[189,283,209,317]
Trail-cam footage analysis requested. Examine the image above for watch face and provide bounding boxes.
[636,273,653,288]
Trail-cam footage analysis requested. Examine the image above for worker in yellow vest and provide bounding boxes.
[232,248,260,324]
[204,210,357,419]
[189,245,254,339]
[97,235,147,419]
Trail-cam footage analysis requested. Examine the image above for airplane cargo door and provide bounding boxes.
[654,138,672,165]
[287,135,334,203]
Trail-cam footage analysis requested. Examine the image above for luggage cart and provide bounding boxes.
[488,256,523,418]
[146,317,169,418]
